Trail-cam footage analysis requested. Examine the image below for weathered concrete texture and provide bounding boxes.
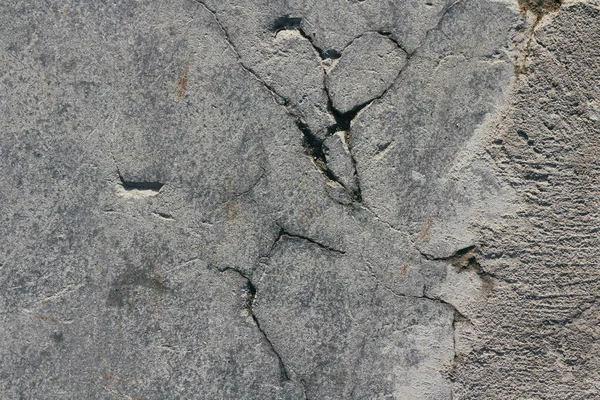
[1,0,598,398]
[326,32,408,114]
[453,2,600,398]
[256,238,454,399]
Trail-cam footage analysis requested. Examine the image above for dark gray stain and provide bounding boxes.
[107,264,170,308]
[51,331,64,344]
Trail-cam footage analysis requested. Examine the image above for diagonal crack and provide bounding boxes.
[192,0,286,104]
[192,2,476,392]
[303,1,465,205]
[193,0,465,209]
[220,266,290,382]
[193,0,355,202]
[333,0,466,121]
[265,226,347,257]
[296,26,342,60]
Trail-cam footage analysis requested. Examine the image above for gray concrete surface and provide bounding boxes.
[1,0,599,398]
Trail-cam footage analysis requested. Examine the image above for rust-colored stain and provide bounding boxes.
[34,314,58,323]
[400,264,409,275]
[79,368,144,399]
[419,218,434,240]
[518,0,561,14]
[176,60,190,101]
[225,199,241,220]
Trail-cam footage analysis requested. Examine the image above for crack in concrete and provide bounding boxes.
[192,0,287,104]
[418,245,496,286]
[363,261,465,317]
[296,26,342,60]
[364,260,465,370]
[194,0,465,211]
[265,226,347,257]
[517,0,563,74]
[332,0,466,122]
[193,0,355,202]
[192,1,476,392]
[320,0,465,206]
[220,266,291,382]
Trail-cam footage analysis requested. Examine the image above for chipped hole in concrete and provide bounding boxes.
[271,15,303,33]
[271,15,341,59]
[517,129,529,141]
[116,174,164,199]
[152,211,174,220]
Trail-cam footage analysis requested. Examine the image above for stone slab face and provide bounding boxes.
[1,0,599,399]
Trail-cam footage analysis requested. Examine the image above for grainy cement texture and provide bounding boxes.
[1,0,599,399]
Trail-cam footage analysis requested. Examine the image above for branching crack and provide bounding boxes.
[220,267,290,382]
[295,119,341,180]
[188,2,487,392]
[364,262,467,320]
[364,260,466,372]
[193,0,463,212]
[194,1,356,203]
[315,2,466,204]
[418,245,495,286]
[268,226,346,256]
[267,14,376,204]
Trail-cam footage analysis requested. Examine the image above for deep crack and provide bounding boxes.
[193,0,463,212]
[221,267,291,382]
[194,1,355,201]
[325,91,372,135]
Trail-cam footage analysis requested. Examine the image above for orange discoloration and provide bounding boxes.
[225,198,245,221]
[419,218,434,240]
[176,60,190,101]
[400,264,409,275]
[34,314,59,323]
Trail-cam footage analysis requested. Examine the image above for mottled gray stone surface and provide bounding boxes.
[1,0,599,399]
[326,32,408,114]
